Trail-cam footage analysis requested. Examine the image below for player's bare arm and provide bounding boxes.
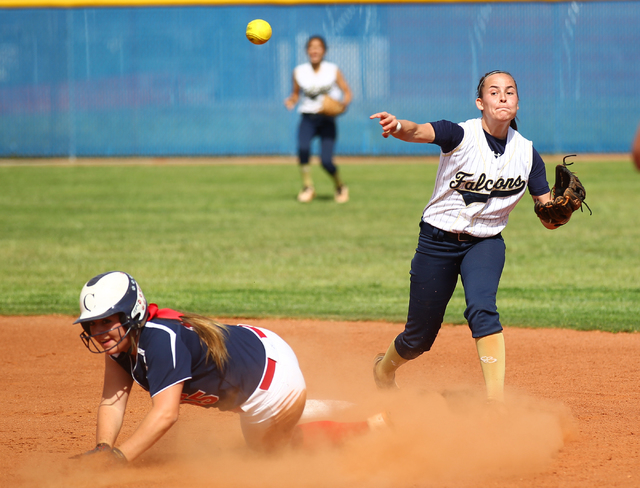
[369,112,435,143]
[116,382,184,462]
[532,192,569,229]
[96,355,133,447]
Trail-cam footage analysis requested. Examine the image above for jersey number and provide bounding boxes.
[180,390,219,406]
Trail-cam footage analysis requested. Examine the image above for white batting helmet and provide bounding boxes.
[75,271,148,353]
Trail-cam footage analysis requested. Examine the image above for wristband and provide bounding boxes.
[394,121,402,133]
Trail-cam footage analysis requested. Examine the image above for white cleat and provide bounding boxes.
[334,185,349,203]
[297,186,316,203]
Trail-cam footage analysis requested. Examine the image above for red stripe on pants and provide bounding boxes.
[246,325,267,338]
[259,358,276,390]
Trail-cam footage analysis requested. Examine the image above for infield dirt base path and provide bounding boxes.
[1,316,638,488]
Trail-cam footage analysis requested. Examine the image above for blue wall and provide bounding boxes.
[0,2,639,157]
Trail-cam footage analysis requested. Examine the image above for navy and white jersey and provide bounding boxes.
[423,118,551,237]
[294,61,342,114]
[110,306,266,411]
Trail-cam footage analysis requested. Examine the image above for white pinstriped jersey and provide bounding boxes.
[423,118,533,237]
[294,61,343,114]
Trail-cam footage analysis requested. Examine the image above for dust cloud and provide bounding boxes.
[19,387,574,488]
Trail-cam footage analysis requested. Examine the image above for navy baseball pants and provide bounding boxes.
[297,113,338,175]
[395,221,506,360]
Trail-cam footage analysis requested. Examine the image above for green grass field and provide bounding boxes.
[0,157,638,332]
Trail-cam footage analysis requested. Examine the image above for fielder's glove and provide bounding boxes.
[534,155,591,227]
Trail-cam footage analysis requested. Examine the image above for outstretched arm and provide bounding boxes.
[116,381,184,462]
[370,112,435,143]
[95,355,134,447]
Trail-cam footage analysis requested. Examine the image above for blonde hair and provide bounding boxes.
[179,313,230,370]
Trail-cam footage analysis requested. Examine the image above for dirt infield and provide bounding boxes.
[1,316,638,488]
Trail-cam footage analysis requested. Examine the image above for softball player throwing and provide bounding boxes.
[370,70,567,404]
[73,271,387,463]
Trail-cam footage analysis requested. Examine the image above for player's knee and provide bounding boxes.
[468,314,503,338]
[465,301,502,337]
[394,335,429,360]
[320,160,336,174]
[298,150,311,164]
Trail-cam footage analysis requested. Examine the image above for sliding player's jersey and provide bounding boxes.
[111,305,265,411]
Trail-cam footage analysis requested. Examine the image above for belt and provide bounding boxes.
[421,221,497,243]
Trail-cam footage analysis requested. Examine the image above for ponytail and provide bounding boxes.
[180,313,229,370]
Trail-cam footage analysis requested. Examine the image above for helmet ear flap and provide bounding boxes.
[128,281,148,329]
[118,312,131,330]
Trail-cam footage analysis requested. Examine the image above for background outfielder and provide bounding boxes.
[73,271,387,463]
[370,70,586,403]
[284,35,352,204]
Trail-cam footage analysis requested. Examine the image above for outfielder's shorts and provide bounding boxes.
[395,221,506,360]
[237,326,307,450]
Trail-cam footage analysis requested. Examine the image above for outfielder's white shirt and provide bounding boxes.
[294,61,343,114]
[423,118,533,237]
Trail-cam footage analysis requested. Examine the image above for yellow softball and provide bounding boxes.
[246,19,272,45]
